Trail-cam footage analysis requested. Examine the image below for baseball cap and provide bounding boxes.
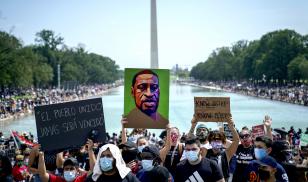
[118,141,137,149]
[256,156,278,168]
[196,124,207,130]
[138,145,160,159]
[63,157,79,167]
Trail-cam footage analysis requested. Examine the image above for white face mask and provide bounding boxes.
[141,160,154,171]
[63,171,76,182]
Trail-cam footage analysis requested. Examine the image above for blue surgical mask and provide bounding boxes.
[254,148,267,160]
[141,160,154,171]
[138,145,146,153]
[63,171,76,182]
[185,151,199,162]
[99,157,114,172]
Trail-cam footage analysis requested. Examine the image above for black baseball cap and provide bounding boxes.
[63,157,79,167]
[256,156,277,168]
[138,145,160,159]
[119,141,137,149]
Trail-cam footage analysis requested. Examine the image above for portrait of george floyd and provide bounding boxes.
[124,68,169,129]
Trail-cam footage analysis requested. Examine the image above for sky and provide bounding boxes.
[1,0,308,70]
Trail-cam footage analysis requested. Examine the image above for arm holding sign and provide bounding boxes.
[86,139,96,176]
[263,115,273,140]
[38,152,49,182]
[28,145,40,175]
[121,116,128,144]
[160,124,172,163]
[225,115,239,163]
[187,114,198,138]
[56,152,64,169]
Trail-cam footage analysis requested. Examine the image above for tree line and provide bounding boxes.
[190,29,308,83]
[0,29,120,89]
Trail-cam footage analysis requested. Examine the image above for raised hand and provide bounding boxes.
[86,139,94,151]
[263,115,272,127]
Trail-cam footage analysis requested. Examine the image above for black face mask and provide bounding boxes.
[258,169,271,181]
[122,149,138,163]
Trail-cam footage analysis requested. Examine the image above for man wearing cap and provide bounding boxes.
[38,139,96,182]
[244,136,289,182]
[136,145,171,182]
[187,115,210,157]
[119,141,139,174]
[248,156,279,182]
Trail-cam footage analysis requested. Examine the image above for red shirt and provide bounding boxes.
[49,173,87,182]
[12,165,29,181]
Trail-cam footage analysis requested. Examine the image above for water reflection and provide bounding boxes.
[1,84,307,137]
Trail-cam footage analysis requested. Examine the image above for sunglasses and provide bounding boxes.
[240,134,251,139]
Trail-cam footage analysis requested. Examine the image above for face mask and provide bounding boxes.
[122,149,138,163]
[171,133,178,143]
[63,171,76,182]
[211,141,223,150]
[141,160,154,171]
[258,168,271,181]
[185,151,199,162]
[254,148,267,160]
[99,157,114,172]
[138,145,146,153]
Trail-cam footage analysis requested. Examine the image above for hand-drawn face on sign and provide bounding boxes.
[124,68,169,129]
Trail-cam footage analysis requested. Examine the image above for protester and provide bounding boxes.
[160,126,184,178]
[232,127,255,182]
[119,141,139,174]
[175,136,225,182]
[244,136,289,182]
[136,145,171,182]
[205,115,239,181]
[12,154,30,182]
[187,115,210,157]
[87,143,139,182]
[38,139,95,182]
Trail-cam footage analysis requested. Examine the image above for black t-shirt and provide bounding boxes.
[86,172,140,182]
[232,144,255,182]
[175,158,224,182]
[164,145,183,178]
[136,166,170,182]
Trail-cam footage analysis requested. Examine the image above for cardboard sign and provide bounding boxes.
[251,124,265,139]
[124,68,169,129]
[194,97,230,122]
[34,98,106,151]
[223,124,233,140]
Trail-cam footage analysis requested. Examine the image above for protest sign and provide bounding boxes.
[194,97,230,122]
[34,98,106,151]
[124,68,169,129]
[251,124,265,139]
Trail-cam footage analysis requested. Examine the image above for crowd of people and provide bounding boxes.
[0,114,308,182]
[187,81,308,106]
[0,83,121,121]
